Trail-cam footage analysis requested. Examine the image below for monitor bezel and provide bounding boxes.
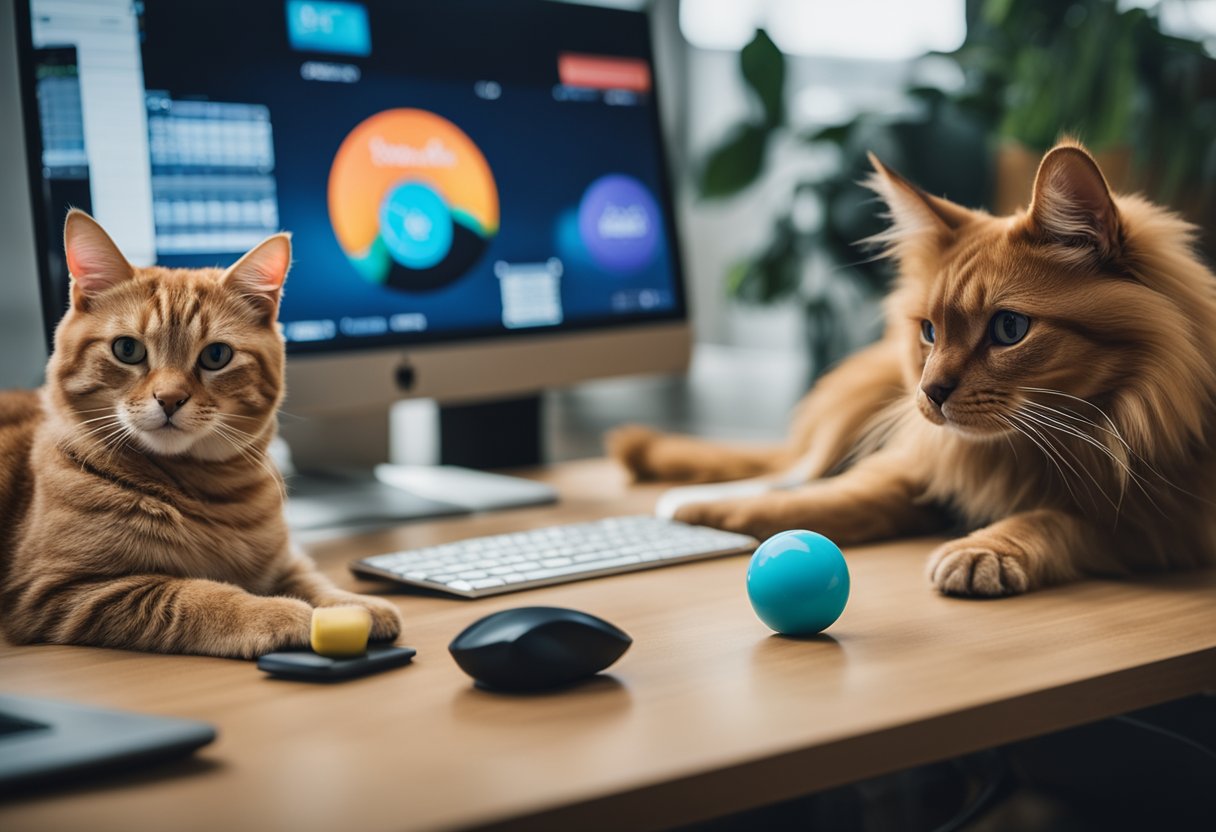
[12,0,691,357]
[13,0,57,352]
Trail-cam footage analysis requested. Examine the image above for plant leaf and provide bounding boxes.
[699,123,769,199]
[741,29,785,128]
[801,122,855,146]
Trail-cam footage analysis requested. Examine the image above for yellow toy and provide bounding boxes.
[310,607,372,658]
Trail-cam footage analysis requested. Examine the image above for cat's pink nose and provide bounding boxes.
[922,382,955,407]
[154,389,190,418]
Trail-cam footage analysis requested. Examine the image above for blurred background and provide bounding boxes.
[634,0,1216,366]
[551,0,1216,456]
[3,0,1214,456]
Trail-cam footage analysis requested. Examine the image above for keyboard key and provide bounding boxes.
[523,565,593,581]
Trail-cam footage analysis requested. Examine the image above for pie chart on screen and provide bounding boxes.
[328,109,499,292]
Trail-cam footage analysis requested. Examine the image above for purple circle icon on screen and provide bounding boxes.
[578,174,660,273]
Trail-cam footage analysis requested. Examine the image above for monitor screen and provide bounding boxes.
[16,0,685,355]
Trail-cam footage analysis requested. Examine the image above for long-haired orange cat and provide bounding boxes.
[611,141,1216,596]
[0,211,402,657]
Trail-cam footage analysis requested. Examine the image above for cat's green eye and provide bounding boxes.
[198,342,234,371]
[990,311,1030,346]
[111,337,146,364]
[920,320,936,344]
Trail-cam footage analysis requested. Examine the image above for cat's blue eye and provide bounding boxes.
[198,342,233,371]
[111,337,146,365]
[920,320,935,344]
[990,311,1030,346]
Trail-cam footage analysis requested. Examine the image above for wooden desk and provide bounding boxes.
[3,459,1215,831]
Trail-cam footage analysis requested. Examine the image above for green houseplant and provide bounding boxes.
[698,1,1216,377]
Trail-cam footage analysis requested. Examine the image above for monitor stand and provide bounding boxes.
[278,395,558,533]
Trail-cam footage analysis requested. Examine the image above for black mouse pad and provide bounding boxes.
[258,645,417,682]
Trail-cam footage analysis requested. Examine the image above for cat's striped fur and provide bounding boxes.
[0,210,402,658]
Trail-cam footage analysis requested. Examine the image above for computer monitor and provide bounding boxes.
[9,0,691,477]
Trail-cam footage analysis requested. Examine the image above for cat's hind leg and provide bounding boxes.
[608,337,906,486]
[607,425,790,484]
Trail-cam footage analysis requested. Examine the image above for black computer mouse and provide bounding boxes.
[448,606,632,692]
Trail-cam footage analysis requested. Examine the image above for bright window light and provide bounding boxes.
[679,0,763,51]
[1158,0,1216,36]
[681,0,967,61]
[1119,1,1216,56]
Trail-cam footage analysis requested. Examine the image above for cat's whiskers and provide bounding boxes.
[1017,394,1133,452]
[1017,387,1122,436]
[1013,406,1172,519]
[998,413,1084,510]
[80,415,141,465]
[1000,426,1019,463]
[209,421,259,464]
[77,412,122,426]
[1006,411,1105,513]
[220,412,271,424]
[100,425,136,463]
[213,416,264,441]
[1010,410,1122,515]
[1015,388,1201,512]
[1020,394,1214,512]
[76,420,136,469]
[209,422,286,501]
[76,415,121,435]
[1017,404,1133,508]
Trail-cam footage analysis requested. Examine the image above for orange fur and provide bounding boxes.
[609,142,1216,596]
[0,210,402,656]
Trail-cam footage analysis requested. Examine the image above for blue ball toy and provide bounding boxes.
[746,530,850,636]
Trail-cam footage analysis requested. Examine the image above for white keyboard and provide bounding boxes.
[350,516,758,598]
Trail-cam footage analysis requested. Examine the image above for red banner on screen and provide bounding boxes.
[558,53,652,92]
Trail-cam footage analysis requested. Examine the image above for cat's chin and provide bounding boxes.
[942,421,1012,441]
[133,425,201,457]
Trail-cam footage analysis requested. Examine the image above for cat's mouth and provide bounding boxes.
[919,396,1010,438]
[122,412,204,456]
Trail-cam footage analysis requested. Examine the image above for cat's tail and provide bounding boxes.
[607,337,906,486]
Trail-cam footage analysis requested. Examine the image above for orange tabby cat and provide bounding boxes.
[0,210,402,657]
[610,141,1216,596]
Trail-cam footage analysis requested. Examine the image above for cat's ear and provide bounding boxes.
[1024,143,1121,264]
[222,233,291,321]
[865,153,972,253]
[64,209,135,310]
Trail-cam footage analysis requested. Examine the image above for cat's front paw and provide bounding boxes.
[675,498,782,541]
[317,594,402,641]
[244,597,314,659]
[927,543,1030,597]
[605,424,661,481]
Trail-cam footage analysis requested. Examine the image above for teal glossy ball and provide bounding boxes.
[746,530,850,636]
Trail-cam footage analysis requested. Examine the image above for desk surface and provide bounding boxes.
[3,459,1215,832]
